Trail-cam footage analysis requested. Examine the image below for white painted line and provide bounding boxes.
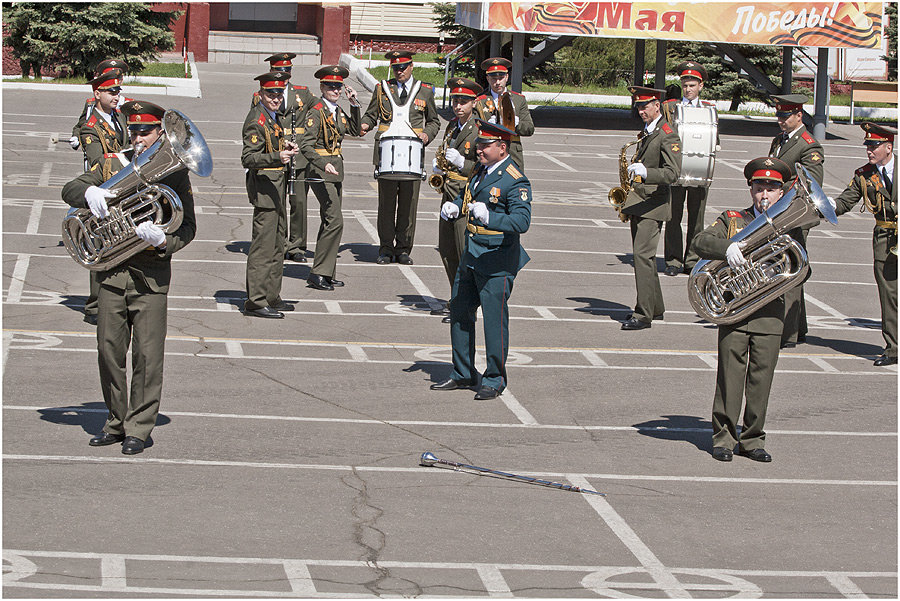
[475,565,514,598]
[5,404,895,437]
[215,300,236,312]
[567,474,691,598]
[534,307,558,320]
[824,574,868,599]
[5,454,894,487]
[2,331,13,373]
[100,556,126,590]
[808,357,839,373]
[224,341,243,358]
[804,292,848,320]
[581,350,608,367]
[26,198,45,235]
[351,209,380,242]
[6,254,30,303]
[324,300,343,314]
[38,162,52,187]
[398,264,443,312]
[346,344,368,362]
[592,218,614,228]
[498,388,539,426]
[282,560,317,595]
[697,354,718,368]
[536,151,577,172]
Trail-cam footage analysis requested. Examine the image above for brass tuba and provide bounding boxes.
[498,91,516,131]
[63,110,212,271]
[607,136,642,223]
[687,164,837,325]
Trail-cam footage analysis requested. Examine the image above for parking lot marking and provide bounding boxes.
[6,254,30,304]
[580,350,608,367]
[5,404,895,438]
[476,565,514,597]
[498,388,539,426]
[535,151,577,172]
[804,292,849,320]
[282,560,317,595]
[100,556,126,591]
[26,198,45,235]
[824,574,868,598]
[224,341,243,358]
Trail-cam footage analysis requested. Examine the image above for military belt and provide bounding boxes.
[466,222,503,236]
[875,219,897,229]
[258,167,284,172]
[315,148,342,156]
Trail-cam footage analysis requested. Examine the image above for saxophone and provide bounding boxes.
[429,134,451,192]
[607,136,642,223]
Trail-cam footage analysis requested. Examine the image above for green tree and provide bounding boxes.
[428,2,477,43]
[883,3,897,80]
[546,37,657,88]
[3,3,179,78]
[667,41,782,110]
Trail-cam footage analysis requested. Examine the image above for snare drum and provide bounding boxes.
[375,135,425,181]
[673,104,718,187]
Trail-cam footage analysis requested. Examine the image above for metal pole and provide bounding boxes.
[633,39,645,86]
[781,47,793,94]
[654,39,667,89]
[511,33,525,93]
[813,47,829,142]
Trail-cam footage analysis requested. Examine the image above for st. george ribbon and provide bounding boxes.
[419,451,606,496]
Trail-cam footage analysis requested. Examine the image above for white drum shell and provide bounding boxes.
[673,104,718,188]
[376,136,425,181]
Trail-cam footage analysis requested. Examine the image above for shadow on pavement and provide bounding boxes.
[568,296,631,320]
[634,414,713,454]
[37,402,171,436]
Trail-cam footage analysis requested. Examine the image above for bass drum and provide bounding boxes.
[375,135,425,181]
[673,104,718,187]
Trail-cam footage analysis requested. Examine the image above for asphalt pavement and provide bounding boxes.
[2,61,897,598]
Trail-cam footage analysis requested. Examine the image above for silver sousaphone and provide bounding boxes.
[62,109,213,271]
[687,164,837,325]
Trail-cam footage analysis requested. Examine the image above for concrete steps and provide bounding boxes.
[208,32,320,66]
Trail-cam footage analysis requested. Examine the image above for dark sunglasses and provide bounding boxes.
[391,63,411,71]
[323,82,344,90]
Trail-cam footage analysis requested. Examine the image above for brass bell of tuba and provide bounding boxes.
[687,164,837,325]
[607,136,641,223]
[62,110,213,271]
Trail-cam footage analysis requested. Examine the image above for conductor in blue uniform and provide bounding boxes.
[431,120,532,400]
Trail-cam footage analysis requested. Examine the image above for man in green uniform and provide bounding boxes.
[692,157,792,462]
[70,58,130,152]
[241,71,299,318]
[431,77,483,322]
[76,67,130,326]
[834,123,897,366]
[299,66,360,290]
[430,120,532,400]
[768,94,825,348]
[662,61,717,276]
[61,101,197,455]
[620,87,683,330]
[250,53,318,264]
[474,57,534,170]
[360,50,440,265]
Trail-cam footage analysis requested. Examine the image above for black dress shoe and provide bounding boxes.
[874,354,898,366]
[474,385,501,400]
[397,253,413,265]
[89,432,125,446]
[270,301,294,312]
[245,306,284,318]
[797,333,807,343]
[307,274,334,291]
[781,341,796,349]
[325,276,344,287]
[430,304,450,316]
[683,265,695,274]
[122,436,145,455]
[285,251,307,263]
[376,254,392,265]
[441,315,451,323]
[737,447,772,462]
[83,314,98,326]
[430,378,475,391]
[664,265,681,277]
[621,318,651,330]
[711,447,733,462]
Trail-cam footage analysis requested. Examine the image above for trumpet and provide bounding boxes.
[607,136,641,223]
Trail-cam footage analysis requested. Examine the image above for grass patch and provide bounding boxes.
[2,76,168,87]
[137,62,191,78]
[2,61,190,85]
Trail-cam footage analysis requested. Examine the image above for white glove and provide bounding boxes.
[85,186,114,219]
[134,222,166,248]
[725,242,746,270]
[715,144,722,152]
[431,158,445,175]
[627,162,647,179]
[469,201,489,225]
[445,147,465,170]
[514,115,520,126]
[69,135,80,149]
[488,114,498,124]
[440,201,459,221]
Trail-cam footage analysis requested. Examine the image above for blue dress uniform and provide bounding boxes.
[444,121,532,397]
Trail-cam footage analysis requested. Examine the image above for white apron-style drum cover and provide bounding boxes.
[374,79,426,181]
[672,104,718,188]
[376,135,425,181]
